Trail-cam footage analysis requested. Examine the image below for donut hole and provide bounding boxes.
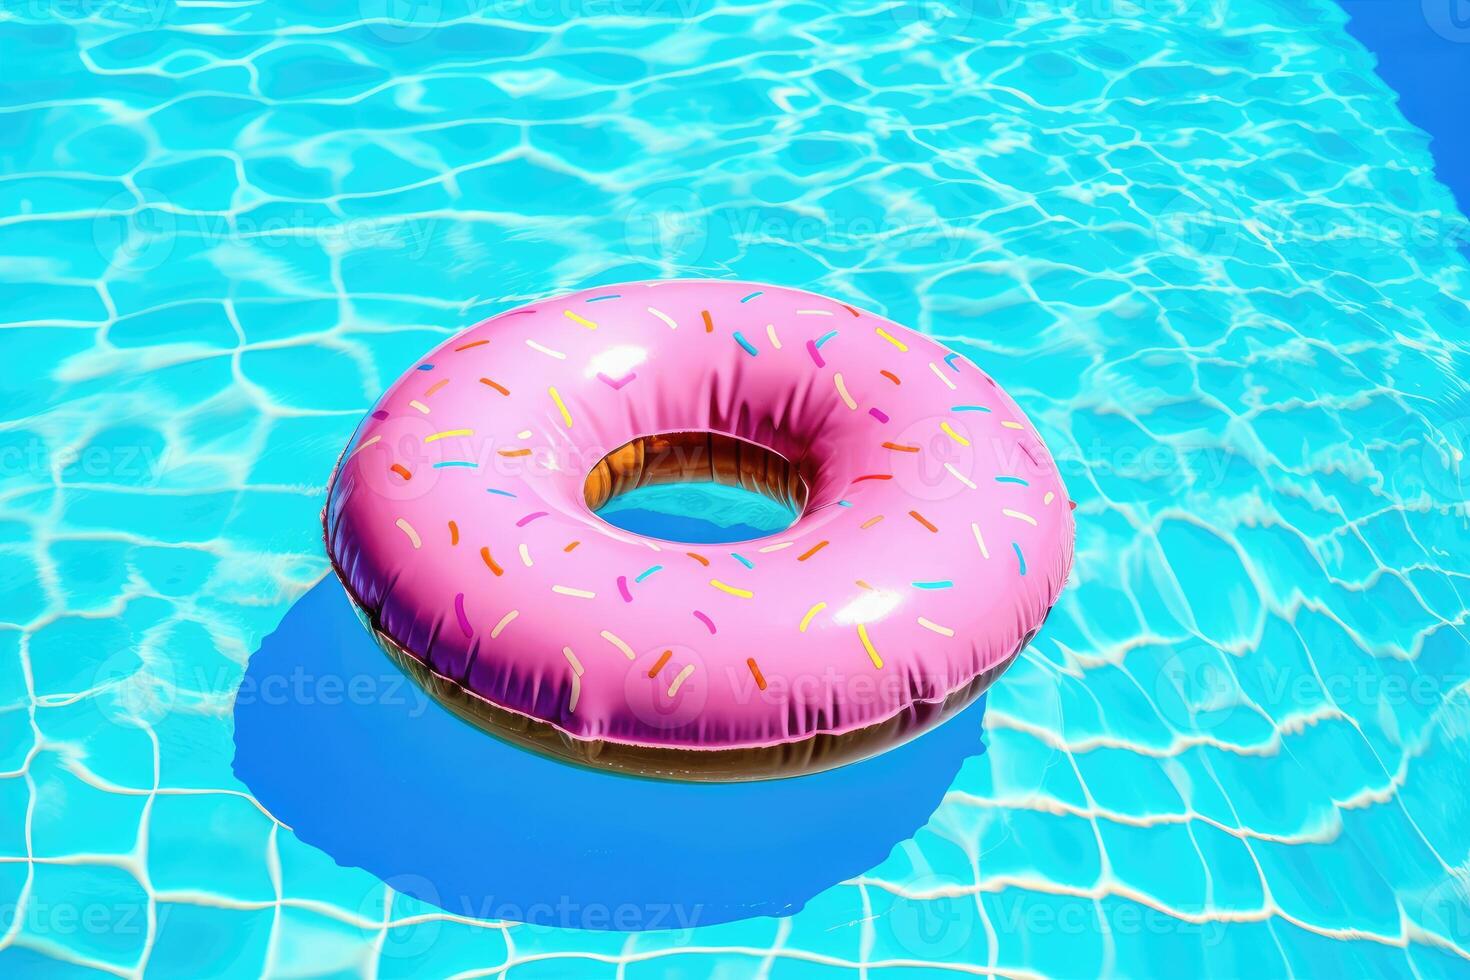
[584,432,808,544]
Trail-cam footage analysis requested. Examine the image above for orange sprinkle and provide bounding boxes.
[390,463,412,481]
[448,520,459,545]
[701,310,713,333]
[880,370,901,385]
[498,448,532,457]
[860,515,885,529]
[882,442,920,453]
[855,579,873,589]
[746,658,767,691]
[456,339,489,351]
[564,540,580,552]
[685,551,710,566]
[648,650,672,678]
[479,377,510,395]
[424,379,449,397]
[480,546,503,576]
[909,510,938,533]
[797,540,829,561]
[853,474,892,483]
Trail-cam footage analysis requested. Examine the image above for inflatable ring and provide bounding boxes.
[325,280,1074,780]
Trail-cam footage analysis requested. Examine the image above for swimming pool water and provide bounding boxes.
[3,0,1470,976]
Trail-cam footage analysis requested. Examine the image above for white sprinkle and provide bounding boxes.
[519,543,534,566]
[834,373,857,410]
[526,339,566,359]
[667,663,695,697]
[394,518,421,549]
[648,306,677,329]
[971,521,990,559]
[944,462,976,489]
[552,585,597,599]
[490,609,519,638]
[918,617,955,637]
[518,430,532,440]
[348,435,381,459]
[1003,508,1038,526]
[757,541,794,553]
[930,362,957,390]
[563,646,584,675]
[796,309,833,316]
[563,647,584,713]
[601,630,635,660]
[409,399,430,414]
[766,323,782,350]
[1044,491,1055,505]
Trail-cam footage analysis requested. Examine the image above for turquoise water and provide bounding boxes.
[596,482,798,543]
[3,0,1470,976]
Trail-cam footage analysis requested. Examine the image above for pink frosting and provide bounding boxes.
[325,280,1074,752]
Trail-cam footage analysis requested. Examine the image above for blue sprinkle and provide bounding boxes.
[587,294,621,302]
[634,565,663,582]
[952,405,992,412]
[733,331,759,356]
[739,291,764,303]
[416,363,435,371]
[995,476,1029,486]
[1012,542,1027,576]
[433,461,479,469]
[731,553,754,569]
[944,352,961,371]
[815,330,839,348]
[838,499,852,507]
[485,488,517,498]
[912,580,954,590]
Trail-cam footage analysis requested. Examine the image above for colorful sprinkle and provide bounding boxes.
[499,448,532,457]
[549,386,573,428]
[869,407,890,423]
[731,552,754,569]
[416,364,434,371]
[996,476,1029,486]
[944,352,961,371]
[883,441,919,453]
[480,547,503,576]
[945,463,977,489]
[586,294,620,303]
[1001,420,1025,430]
[490,609,518,638]
[390,463,412,481]
[424,379,449,397]
[1013,541,1027,575]
[685,551,710,566]
[834,373,857,410]
[634,564,663,582]
[648,306,677,329]
[517,511,549,527]
[526,340,566,359]
[912,580,954,590]
[409,400,430,414]
[601,630,635,660]
[918,617,955,637]
[972,522,990,559]
[1003,508,1038,526]
[952,404,991,413]
[1044,491,1055,505]
[733,331,759,356]
[746,658,767,691]
[842,303,860,317]
[806,340,825,368]
[454,593,473,638]
[710,579,753,599]
[798,601,827,632]
[617,576,633,602]
[519,543,534,567]
[552,585,596,599]
[425,428,472,443]
[370,411,389,420]
[880,370,901,385]
[348,435,381,458]
[693,610,717,634]
[853,474,892,483]
[796,540,829,561]
[797,309,833,316]
[740,290,764,303]
[668,663,695,697]
[860,515,884,529]
[940,422,970,447]
[648,650,672,677]
[564,540,580,552]
[395,518,421,549]
[930,363,957,390]
[857,624,883,669]
[875,327,908,352]
[563,309,597,329]
[766,323,782,350]
[757,541,793,553]
[486,488,517,498]
[479,378,511,395]
[815,330,838,348]
[448,520,459,545]
[701,310,714,333]
[564,647,583,713]
[909,510,938,532]
[433,460,477,469]
[455,339,489,351]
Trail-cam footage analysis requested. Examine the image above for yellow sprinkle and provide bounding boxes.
[1003,508,1038,526]
[519,543,534,567]
[564,309,597,329]
[549,386,573,428]
[918,617,955,637]
[1001,420,1024,430]
[526,339,566,359]
[766,323,782,350]
[940,421,969,447]
[425,428,472,443]
[945,462,976,489]
[834,373,857,410]
[347,435,381,459]
[1044,491,1055,505]
[798,601,826,632]
[930,362,957,390]
[875,327,908,352]
[409,399,430,414]
[857,623,884,669]
[710,579,753,599]
[490,609,519,638]
[600,630,635,660]
[552,585,597,599]
[394,518,421,549]
[667,663,695,698]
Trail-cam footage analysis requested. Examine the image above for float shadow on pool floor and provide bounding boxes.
[233,577,992,930]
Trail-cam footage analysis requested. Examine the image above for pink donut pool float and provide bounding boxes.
[324,280,1075,780]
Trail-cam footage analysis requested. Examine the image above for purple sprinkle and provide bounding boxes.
[617,576,633,602]
[371,410,389,420]
[693,610,717,634]
[869,407,890,423]
[806,340,825,368]
[454,593,473,638]
[516,511,549,527]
